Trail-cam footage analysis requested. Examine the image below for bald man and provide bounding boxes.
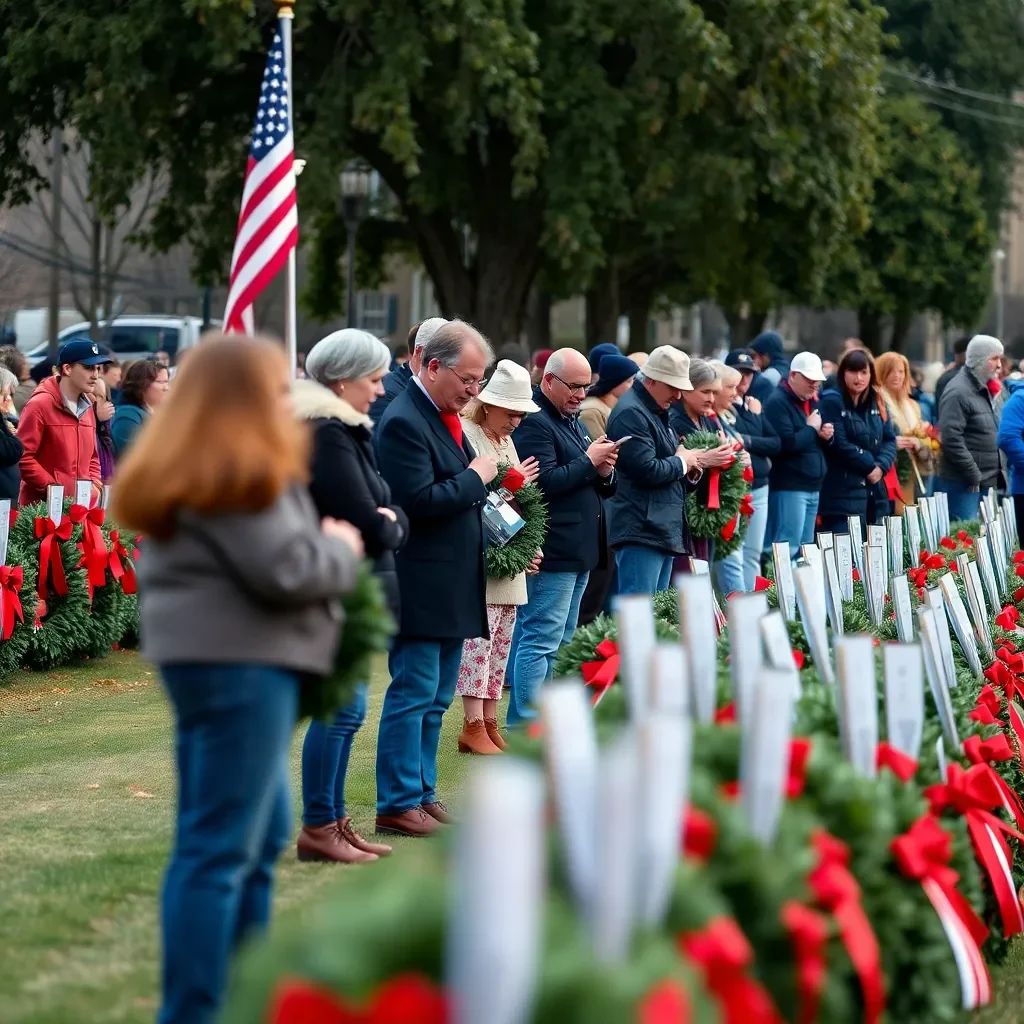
[506,347,619,726]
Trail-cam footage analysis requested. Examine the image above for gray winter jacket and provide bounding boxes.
[137,485,358,675]
[937,366,1006,489]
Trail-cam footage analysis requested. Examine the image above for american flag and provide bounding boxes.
[223,22,298,335]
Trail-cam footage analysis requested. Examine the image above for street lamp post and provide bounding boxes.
[995,248,1007,341]
[339,160,374,329]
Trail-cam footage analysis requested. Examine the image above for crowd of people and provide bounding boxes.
[16,316,1016,1024]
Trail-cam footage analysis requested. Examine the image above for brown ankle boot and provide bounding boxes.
[458,718,502,755]
[338,817,392,857]
[297,823,378,864]
[484,718,507,751]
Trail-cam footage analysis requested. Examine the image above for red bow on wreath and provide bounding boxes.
[876,742,918,783]
[69,503,108,598]
[501,467,526,493]
[957,530,974,547]
[34,516,72,601]
[970,685,1002,726]
[996,605,1021,631]
[639,980,692,1024]
[1013,551,1024,565]
[780,901,829,1024]
[107,531,137,595]
[962,734,1024,831]
[582,638,619,704]
[939,536,956,550]
[721,514,741,542]
[0,565,24,640]
[270,975,447,1024]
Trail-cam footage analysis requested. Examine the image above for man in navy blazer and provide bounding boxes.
[509,348,619,725]
[375,321,496,836]
[370,316,448,426]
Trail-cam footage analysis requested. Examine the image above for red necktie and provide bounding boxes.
[440,412,463,448]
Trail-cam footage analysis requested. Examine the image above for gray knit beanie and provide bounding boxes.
[966,334,1004,379]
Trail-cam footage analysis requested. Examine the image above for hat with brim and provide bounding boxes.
[478,359,540,414]
[589,354,640,397]
[642,345,693,391]
[790,351,826,383]
[57,339,114,367]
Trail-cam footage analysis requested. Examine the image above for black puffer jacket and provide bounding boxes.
[763,381,828,492]
[729,400,780,491]
[293,378,408,621]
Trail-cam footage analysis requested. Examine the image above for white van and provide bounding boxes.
[27,315,215,367]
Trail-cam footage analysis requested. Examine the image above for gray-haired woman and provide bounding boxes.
[293,328,410,864]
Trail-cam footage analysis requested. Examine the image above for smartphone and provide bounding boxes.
[613,435,634,446]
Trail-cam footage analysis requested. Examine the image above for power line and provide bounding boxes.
[885,65,1024,110]
[917,93,1024,130]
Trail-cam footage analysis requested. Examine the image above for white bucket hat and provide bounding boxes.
[642,345,693,391]
[478,359,540,414]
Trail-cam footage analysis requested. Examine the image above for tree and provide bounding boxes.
[0,0,884,344]
[822,91,993,352]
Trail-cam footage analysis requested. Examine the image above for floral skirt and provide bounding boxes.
[456,604,517,701]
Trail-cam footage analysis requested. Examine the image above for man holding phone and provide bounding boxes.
[506,348,618,726]
[606,346,733,595]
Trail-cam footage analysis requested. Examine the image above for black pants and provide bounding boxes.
[578,555,616,625]
[1014,495,1024,549]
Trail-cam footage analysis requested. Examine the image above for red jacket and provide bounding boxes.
[17,376,101,506]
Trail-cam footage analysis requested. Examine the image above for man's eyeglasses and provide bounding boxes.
[445,366,485,391]
[548,372,590,394]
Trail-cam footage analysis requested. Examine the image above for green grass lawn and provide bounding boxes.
[0,651,472,1024]
[1,651,1021,1023]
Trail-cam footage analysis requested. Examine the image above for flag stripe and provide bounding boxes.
[230,171,297,273]
[224,210,299,322]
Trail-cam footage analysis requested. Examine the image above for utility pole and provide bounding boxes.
[47,124,64,365]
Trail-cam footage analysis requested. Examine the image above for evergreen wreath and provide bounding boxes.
[484,463,548,581]
[679,429,751,557]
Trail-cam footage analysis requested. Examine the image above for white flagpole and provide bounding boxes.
[275,0,298,375]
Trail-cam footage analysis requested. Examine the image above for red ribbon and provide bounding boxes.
[997,605,1022,630]
[639,980,692,1024]
[501,466,526,493]
[34,516,72,601]
[809,830,885,1024]
[781,901,829,1024]
[940,536,956,550]
[1016,564,1024,580]
[678,917,783,1024]
[926,765,1024,937]
[738,494,754,517]
[108,531,137,595]
[876,742,917,782]
[707,468,721,510]
[754,576,773,592]
[581,638,619,704]
[69,504,108,598]
[962,734,1024,831]
[742,466,754,484]
[1015,587,1024,603]
[0,565,24,641]
[721,514,740,542]
[682,806,718,862]
[985,659,1021,702]
[787,737,812,798]
[997,645,1024,675]
[269,974,447,1024]
[970,685,1002,726]
[924,554,946,570]
[891,815,991,1007]
[792,649,805,671]
[1014,551,1024,565]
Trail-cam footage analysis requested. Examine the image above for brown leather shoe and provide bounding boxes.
[423,800,456,825]
[484,717,508,751]
[338,817,392,857]
[458,718,502,755]
[375,807,440,838]
[297,823,378,864]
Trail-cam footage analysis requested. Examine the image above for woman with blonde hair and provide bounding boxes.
[875,351,928,506]
[114,335,364,1024]
[455,359,541,753]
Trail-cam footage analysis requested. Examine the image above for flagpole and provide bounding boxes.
[275,0,298,375]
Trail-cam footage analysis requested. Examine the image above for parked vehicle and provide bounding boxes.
[27,315,216,367]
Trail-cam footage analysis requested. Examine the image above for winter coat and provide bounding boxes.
[997,381,1024,494]
[0,416,23,505]
[461,420,529,605]
[12,379,36,415]
[606,380,692,555]
[17,376,101,506]
[137,484,358,675]
[934,364,961,414]
[762,381,828,492]
[937,365,1004,489]
[292,378,408,622]
[750,332,790,390]
[111,404,148,459]
[512,389,617,574]
[669,405,717,440]
[729,399,780,491]
[579,396,612,441]
[369,362,413,427]
[817,389,897,518]
[376,381,489,641]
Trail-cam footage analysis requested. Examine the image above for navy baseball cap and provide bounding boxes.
[57,339,114,367]
[725,348,757,373]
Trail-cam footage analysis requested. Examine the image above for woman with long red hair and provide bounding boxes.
[114,335,364,1024]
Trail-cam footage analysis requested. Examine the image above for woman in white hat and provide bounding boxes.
[455,360,541,755]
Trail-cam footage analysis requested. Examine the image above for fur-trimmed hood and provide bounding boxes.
[292,377,373,428]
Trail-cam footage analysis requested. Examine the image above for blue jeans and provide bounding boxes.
[301,683,368,825]
[714,545,746,597]
[742,485,769,591]
[158,664,297,1024]
[506,570,589,727]
[616,544,675,596]
[767,490,819,560]
[934,477,981,525]
[375,638,462,815]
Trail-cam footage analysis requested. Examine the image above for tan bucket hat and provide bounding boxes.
[642,345,693,391]
[477,359,541,413]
